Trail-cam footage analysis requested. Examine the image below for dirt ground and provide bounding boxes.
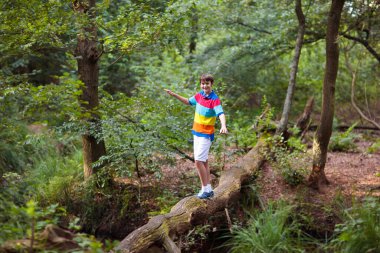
[256,138,380,203]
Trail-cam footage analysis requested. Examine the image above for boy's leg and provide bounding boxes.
[204,160,213,192]
[193,136,212,197]
[195,160,208,187]
[204,160,210,185]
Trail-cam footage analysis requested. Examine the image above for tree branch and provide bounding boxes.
[118,112,194,162]
[341,33,380,63]
[344,52,380,130]
[228,19,272,34]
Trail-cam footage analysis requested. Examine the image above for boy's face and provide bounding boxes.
[200,80,213,95]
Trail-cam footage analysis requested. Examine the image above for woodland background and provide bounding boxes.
[0,0,379,252]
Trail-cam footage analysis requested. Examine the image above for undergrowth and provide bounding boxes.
[227,200,315,253]
[367,138,380,154]
[266,135,310,187]
[228,187,380,253]
[327,197,380,253]
[329,123,359,152]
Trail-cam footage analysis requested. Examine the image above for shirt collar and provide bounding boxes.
[200,90,215,99]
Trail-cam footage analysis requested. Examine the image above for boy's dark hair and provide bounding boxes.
[200,74,214,84]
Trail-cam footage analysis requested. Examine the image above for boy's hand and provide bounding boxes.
[164,89,190,105]
[164,89,174,96]
[220,126,228,134]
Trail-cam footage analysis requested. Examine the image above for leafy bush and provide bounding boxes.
[0,117,31,176]
[230,119,258,150]
[287,127,307,152]
[228,201,309,253]
[0,198,65,244]
[267,138,309,187]
[180,224,211,252]
[148,189,180,216]
[329,197,380,253]
[0,198,114,252]
[367,139,380,154]
[329,123,359,152]
[98,83,194,179]
[20,132,83,205]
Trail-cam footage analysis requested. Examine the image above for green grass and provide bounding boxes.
[228,201,311,253]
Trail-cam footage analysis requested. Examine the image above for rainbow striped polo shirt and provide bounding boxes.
[188,90,224,141]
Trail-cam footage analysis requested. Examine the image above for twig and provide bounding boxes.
[109,54,125,66]
[29,218,35,253]
[225,208,233,233]
[344,50,380,130]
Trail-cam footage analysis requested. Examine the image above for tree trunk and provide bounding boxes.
[73,0,106,178]
[277,0,305,136]
[112,139,268,253]
[308,0,345,190]
[189,3,198,55]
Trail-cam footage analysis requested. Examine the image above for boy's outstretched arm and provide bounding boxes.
[219,114,228,134]
[164,89,190,105]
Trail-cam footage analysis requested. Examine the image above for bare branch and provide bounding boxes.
[341,33,380,63]
[344,52,380,130]
[118,112,195,162]
[228,19,272,34]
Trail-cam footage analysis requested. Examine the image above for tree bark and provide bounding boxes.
[308,0,345,190]
[189,3,198,55]
[74,0,106,178]
[277,0,306,136]
[112,139,268,253]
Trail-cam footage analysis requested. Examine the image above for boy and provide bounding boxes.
[164,74,228,199]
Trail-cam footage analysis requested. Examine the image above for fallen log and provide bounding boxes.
[112,139,268,253]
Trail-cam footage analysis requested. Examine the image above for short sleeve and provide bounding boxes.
[188,96,196,106]
[214,104,224,116]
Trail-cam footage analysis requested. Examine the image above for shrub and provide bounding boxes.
[329,123,359,152]
[228,201,308,253]
[0,199,65,245]
[267,138,309,187]
[329,197,380,253]
[367,139,380,154]
[0,121,30,176]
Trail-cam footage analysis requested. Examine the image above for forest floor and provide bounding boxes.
[255,136,380,237]
[157,131,380,204]
[115,130,380,251]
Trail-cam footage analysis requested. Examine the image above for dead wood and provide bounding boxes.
[112,139,268,253]
[296,96,314,139]
[1,225,79,252]
[308,125,380,131]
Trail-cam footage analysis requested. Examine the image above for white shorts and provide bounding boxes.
[193,135,212,162]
